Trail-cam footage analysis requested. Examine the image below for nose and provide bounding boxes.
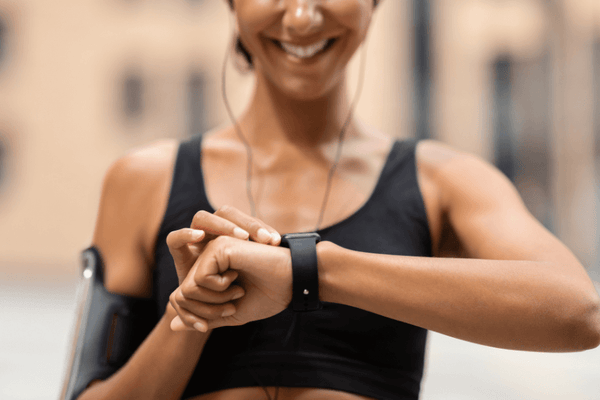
[283,0,324,36]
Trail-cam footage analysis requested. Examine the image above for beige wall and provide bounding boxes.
[0,0,410,276]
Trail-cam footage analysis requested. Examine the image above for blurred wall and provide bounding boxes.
[0,0,599,280]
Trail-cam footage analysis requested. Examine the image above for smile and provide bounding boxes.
[272,38,337,59]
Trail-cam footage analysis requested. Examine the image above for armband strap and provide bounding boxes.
[60,247,157,400]
[280,233,322,312]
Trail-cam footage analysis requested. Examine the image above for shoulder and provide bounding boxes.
[102,139,179,192]
[415,139,484,177]
[202,127,247,159]
[415,139,522,211]
[93,139,179,297]
[414,140,528,257]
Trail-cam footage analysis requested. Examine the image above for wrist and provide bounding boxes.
[316,240,343,304]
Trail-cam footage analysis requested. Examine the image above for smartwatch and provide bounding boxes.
[280,232,322,312]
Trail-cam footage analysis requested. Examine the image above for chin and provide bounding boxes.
[270,73,344,102]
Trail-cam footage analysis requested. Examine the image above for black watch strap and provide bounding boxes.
[280,233,322,312]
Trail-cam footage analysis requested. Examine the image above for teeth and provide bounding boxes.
[280,39,330,59]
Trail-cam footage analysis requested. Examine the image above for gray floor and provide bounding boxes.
[2,279,599,400]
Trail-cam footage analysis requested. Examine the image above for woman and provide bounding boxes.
[76,0,600,399]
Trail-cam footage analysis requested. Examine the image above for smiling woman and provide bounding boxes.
[63,1,600,400]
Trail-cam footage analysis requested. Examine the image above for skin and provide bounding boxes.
[78,0,600,399]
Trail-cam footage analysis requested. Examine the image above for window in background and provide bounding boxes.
[187,71,207,136]
[413,0,432,140]
[123,72,144,121]
[512,52,553,230]
[492,56,517,183]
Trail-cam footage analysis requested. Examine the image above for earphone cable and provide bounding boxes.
[222,39,369,231]
[314,40,369,231]
[221,42,257,218]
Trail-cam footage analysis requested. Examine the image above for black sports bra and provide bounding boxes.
[152,133,432,399]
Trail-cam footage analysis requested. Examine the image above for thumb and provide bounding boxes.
[166,228,205,282]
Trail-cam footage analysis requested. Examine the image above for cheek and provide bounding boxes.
[327,0,373,35]
[235,0,279,43]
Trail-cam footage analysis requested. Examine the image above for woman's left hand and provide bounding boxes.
[169,235,292,332]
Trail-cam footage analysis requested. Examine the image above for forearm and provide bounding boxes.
[317,241,600,352]
[78,304,209,400]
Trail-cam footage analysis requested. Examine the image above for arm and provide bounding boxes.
[317,141,600,352]
[78,305,211,400]
[168,141,600,351]
[76,141,210,399]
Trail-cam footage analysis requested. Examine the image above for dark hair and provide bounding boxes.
[227,0,380,68]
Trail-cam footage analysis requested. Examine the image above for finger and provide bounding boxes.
[171,315,208,333]
[181,282,245,304]
[169,302,206,332]
[191,210,250,240]
[170,315,194,331]
[170,290,210,332]
[166,228,205,266]
[195,261,239,291]
[178,297,237,321]
[215,205,281,245]
[172,285,238,322]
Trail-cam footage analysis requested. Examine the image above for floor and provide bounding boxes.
[1,278,599,400]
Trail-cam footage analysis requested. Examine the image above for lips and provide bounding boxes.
[271,38,337,59]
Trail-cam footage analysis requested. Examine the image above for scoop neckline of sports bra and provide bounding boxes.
[195,135,402,235]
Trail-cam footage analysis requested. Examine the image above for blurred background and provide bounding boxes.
[0,0,599,399]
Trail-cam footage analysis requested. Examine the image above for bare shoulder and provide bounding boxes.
[92,139,179,297]
[416,138,489,176]
[98,139,179,228]
[104,139,179,185]
[415,139,522,210]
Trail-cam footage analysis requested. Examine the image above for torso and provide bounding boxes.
[136,124,456,400]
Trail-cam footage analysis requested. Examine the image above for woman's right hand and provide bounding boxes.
[165,206,282,332]
[166,205,281,285]
[169,236,293,332]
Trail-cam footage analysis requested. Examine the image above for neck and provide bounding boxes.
[238,73,357,151]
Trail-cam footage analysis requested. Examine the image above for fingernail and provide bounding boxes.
[171,317,185,331]
[257,228,271,242]
[194,321,207,332]
[233,227,250,240]
[191,230,204,241]
[232,291,244,300]
[271,232,281,244]
[222,307,236,317]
